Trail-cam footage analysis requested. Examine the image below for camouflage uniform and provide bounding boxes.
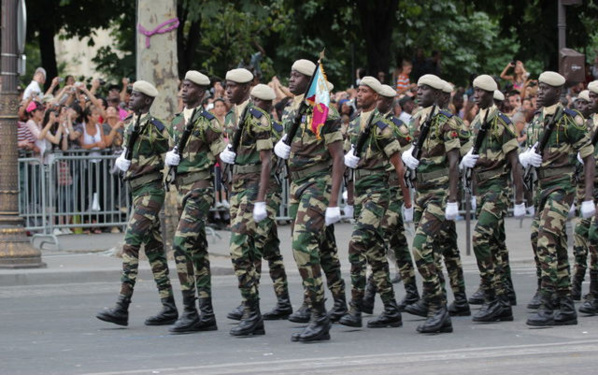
[120,112,173,300]
[469,106,518,300]
[224,101,273,305]
[526,104,594,302]
[170,108,226,299]
[410,107,462,312]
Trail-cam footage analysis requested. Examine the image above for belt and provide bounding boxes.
[355,168,386,180]
[233,164,262,175]
[538,167,573,180]
[289,162,331,181]
[475,169,506,183]
[128,172,162,190]
[416,168,448,184]
[175,170,211,188]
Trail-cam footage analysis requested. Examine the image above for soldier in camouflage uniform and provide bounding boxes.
[519,71,596,326]
[577,82,598,314]
[96,81,178,327]
[219,69,274,336]
[165,71,227,334]
[361,84,420,315]
[460,75,523,322]
[401,74,462,334]
[340,77,409,329]
[274,59,345,342]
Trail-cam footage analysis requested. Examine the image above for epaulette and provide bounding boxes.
[375,120,389,130]
[200,111,215,121]
[272,121,283,133]
[151,117,165,132]
[390,116,405,127]
[497,112,511,125]
[439,110,454,118]
[249,107,264,119]
[564,107,579,118]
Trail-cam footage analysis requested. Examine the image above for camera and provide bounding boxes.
[99,79,106,86]
[57,77,64,83]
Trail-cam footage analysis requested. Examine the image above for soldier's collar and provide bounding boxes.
[418,106,433,122]
[235,100,251,120]
[183,106,201,123]
[293,94,304,107]
[542,103,559,117]
[477,104,497,123]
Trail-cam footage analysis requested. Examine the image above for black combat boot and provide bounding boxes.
[472,291,513,323]
[227,303,244,321]
[404,298,429,317]
[526,292,554,326]
[230,299,265,337]
[504,276,517,306]
[196,297,218,331]
[417,301,453,334]
[527,279,542,309]
[328,293,348,322]
[367,299,402,328]
[295,301,331,342]
[96,295,131,326]
[448,292,471,316]
[339,299,362,327]
[144,296,178,326]
[397,281,420,312]
[554,295,578,325]
[579,270,598,315]
[288,302,311,323]
[263,294,293,320]
[169,291,200,334]
[468,285,485,305]
[571,273,584,301]
[361,277,377,315]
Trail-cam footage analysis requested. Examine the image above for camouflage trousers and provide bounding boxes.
[229,185,262,303]
[472,185,511,296]
[348,185,395,304]
[121,181,173,299]
[531,186,575,297]
[573,187,598,277]
[589,214,598,277]
[288,173,331,306]
[412,187,451,308]
[437,220,466,296]
[173,184,214,298]
[254,190,289,299]
[382,186,415,285]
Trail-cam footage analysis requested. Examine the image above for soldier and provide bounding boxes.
[219,68,273,336]
[401,74,462,333]
[166,71,226,334]
[361,84,420,315]
[340,77,409,329]
[459,74,523,322]
[96,80,178,327]
[519,71,596,326]
[274,59,344,342]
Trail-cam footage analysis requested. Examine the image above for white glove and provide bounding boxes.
[344,145,360,169]
[325,206,341,226]
[445,201,459,221]
[403,205,414,223]
[401,145,419,170]
[518,142,538,169]
[165,150,180,166]
[115,150,131,172]
[459,149,479,170]
[253,201,268,223]
[577,152,584,165]
[527,205,535,217]
[514,203,526,218]
[219,145,236,165]
[581,200,596,219]
[470,195,477,212]
[274,135,291,160]
[568,204,577,219]
[343,204,354,219]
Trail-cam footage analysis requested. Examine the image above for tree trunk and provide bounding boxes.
[37,25,58,91]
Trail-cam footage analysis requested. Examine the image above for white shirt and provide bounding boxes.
[399,111,412,125]
[23,80,42,101]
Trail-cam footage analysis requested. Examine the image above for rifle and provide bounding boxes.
[574,126,598,183]
[523,106,564,191]
[124,111,142,161]
[407,105,437,184]
[464,107,490,195]
[347,110,377,181]
[164,107,199,191]
[221,105,250,185]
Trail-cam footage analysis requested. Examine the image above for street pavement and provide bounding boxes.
[3,217,598,375]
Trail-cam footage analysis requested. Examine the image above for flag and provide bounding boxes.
[305,61,330,139]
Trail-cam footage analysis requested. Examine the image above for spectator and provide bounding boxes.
[268,75,293,101]
[452,88,466,118]
[25,101,64,163]
[103,106,124,150]
[398,96,415,125]
[23,67,47,101]
[211,78,225,99]
[506,90,522,116]
[500,60,528,92]
[65,75,76,87]
[211,98,227,124]
[377,70,387,84]
[463,99,478,127]
[395,60,416,96]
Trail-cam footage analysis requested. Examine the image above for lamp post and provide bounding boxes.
[0,0,45,268]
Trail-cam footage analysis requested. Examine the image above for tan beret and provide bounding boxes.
[577,90,590,102]
[185,70,210,86]
[378,84,397,98]
[132,80,158,98]
[493,90,505,101]
[225,68,254,84]
[292,59,316,76]
[250,84,276,101]
[359,76,383,94]
[473,74,497,92]
[588,81,598,94]
[539,71,565,87]
[441,80,454,94]
[417,74,444,90]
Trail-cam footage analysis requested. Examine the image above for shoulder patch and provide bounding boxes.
[272,121,283,133]
[390,116,405,127]
[249,107,264,119]
[498,112,511,125]
[200,111,215,121]
[439,110,454,118]
[150,117,165,132]
[375,120,388,130]
[564,108,579,118]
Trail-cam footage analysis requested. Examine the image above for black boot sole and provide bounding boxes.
[367,320,403,328]
[144,316,178,326]
[230,327,266,337]
[96,314,128,326]
[417,323,453,333]
[288,316,310,323]
[299,332,331,342]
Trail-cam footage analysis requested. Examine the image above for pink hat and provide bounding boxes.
[26,101,41,113]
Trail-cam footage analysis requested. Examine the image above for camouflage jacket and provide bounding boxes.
[122,112,169,181]
[383,111,411,187]
[282,94,342,173]
[168,106,226,175]
[526,103,593,187]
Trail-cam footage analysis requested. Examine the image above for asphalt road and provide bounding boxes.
[3,265,598,375]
